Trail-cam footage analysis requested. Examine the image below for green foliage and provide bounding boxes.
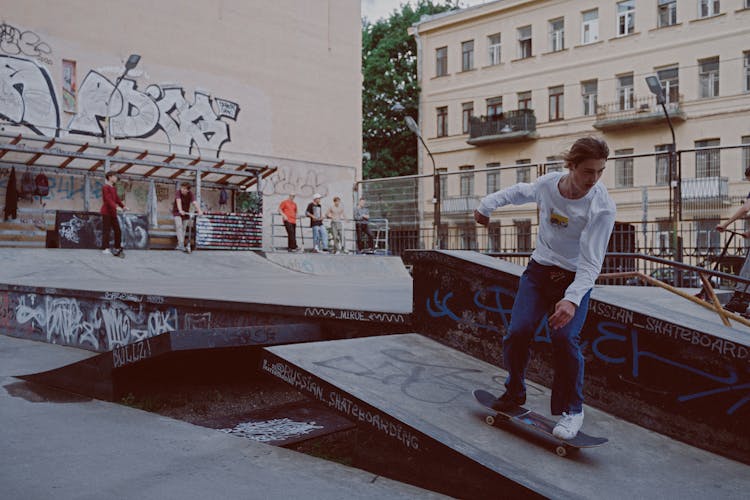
[362,1,458,179]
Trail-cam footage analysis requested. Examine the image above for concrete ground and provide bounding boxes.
[0,248,412,313]
[0,334,444,499]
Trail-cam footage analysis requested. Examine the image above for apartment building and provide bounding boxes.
[410,0,750,253]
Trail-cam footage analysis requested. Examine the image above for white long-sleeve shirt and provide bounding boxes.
[477,172,616,306]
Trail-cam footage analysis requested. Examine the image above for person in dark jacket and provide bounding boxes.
[100,171,128,256]
[4,166,19,220]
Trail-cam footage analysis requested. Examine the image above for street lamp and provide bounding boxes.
[104,54,141,172]
[391,103,441,248]
[646,74,683,273]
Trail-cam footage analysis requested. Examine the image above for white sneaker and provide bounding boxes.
[102,248,111,255]
[553,410,584,440]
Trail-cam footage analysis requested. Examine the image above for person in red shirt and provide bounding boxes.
[100,171,128,256]
[172,182,203,251]
[279,193,301,252]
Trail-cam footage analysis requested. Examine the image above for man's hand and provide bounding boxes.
[716,224,727,232]
[474,209,489,226]
[548,300,576,330]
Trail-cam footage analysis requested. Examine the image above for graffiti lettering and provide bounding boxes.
[0,23,52,64]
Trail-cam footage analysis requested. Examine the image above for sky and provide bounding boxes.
[361,0,491,23]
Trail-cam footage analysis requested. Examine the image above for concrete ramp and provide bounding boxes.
[20,323,321,400]
[261,334,749,499]
[264,252,411,279]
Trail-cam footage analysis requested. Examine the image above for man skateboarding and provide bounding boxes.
[716,166,750,314]
[474,137,616,440]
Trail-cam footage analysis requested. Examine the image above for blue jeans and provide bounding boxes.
[312,225,328,250]
[503,259,591,415]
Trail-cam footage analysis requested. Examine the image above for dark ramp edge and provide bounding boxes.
[17,323,322,401]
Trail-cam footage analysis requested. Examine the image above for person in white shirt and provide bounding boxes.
[474,137,616,440]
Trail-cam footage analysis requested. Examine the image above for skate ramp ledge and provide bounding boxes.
[262,334,749,499]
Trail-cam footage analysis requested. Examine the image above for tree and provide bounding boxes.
[362,1,458,180]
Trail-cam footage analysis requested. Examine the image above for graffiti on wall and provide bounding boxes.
[0,55,60,135]
[0,53,240,156]
[0,23,53,65]
[426,285,750,417]
[4,291,176,351]
[262,166,329,198]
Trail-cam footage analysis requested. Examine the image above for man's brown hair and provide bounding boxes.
[564,137,609,167]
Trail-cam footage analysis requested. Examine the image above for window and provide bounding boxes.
[459,223,478,250]
[617,74,634,111]
[615,148,634,188]
[743,136,750,177]
[546,156,563,173]
[657,0,677,27]
[488,33,502,65]
[516,159,531,183]
[699,57,719,98]
[657,218,673,253]
[517,91,532,110]
[486,97,503,118]
[656,66,679,104]
[744,51,750,92]
[518,26,532,59]
[462,102,473,134]
[549,18,564,52]
[581,80,598,116]
[696,219,720,254]
[695,139,720,177]
[655,144,671,185]
[699,0,720,18]
[514,219,532,252]
[487,222,502,252]
[461,40,474,71]
[617,0,635,36]
[548,85,564,121]
[459,165,475,197]
[486,163,500,194]
[581,9,599,44]
[436,106,448,137]
[437,168,448,200]
[435,46,448,77]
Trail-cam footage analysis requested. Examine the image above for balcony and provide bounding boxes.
[441,195,481,215]
[593,95,686,131]
[680,176,731,214]
[467,109,537,146]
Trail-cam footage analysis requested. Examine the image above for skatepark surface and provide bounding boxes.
[0,248,412,313]
[0,334,444,499]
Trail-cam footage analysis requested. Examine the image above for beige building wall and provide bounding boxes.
[411,0,750,249]
[0,0,361,247]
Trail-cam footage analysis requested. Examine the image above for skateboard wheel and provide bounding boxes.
[555,445,568,457]
[485,415,495,426]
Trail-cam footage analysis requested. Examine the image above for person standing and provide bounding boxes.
[716,166,750,313]
[354,197,374,252]
[326,196,346,254]
[279,192,301,252]
[306,193,328,252]
[173,182,203,251]
[474,137,616,440]
[100,171,128,256]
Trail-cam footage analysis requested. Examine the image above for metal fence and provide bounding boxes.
[357,143,750,270]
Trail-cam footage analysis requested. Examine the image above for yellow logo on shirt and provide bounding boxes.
[550,211,568,228]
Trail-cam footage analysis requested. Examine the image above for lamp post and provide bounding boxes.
[104,54,141,173]
[392,103,441,248]
[646,74,683,277]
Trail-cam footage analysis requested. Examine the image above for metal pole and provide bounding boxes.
[415,133,439,249]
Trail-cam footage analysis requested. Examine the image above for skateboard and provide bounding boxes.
[473,389,607,457]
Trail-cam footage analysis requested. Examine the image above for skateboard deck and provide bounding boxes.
[473,389,607,456]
